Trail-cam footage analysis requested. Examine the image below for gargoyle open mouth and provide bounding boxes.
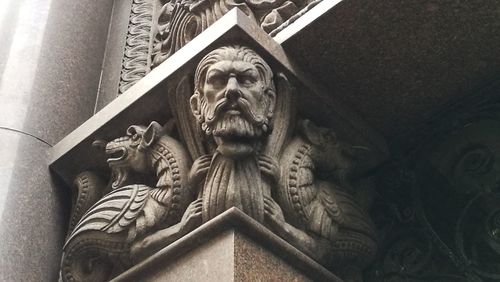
[106,147,127,163]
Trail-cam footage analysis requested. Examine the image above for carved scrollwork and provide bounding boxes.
[119,0,155,94]
[456,192,500,281]
[454,145,494,178]
[118,0,325,95]
[67,171,109,236]
[378,229,434,280]
[368,96,500,281]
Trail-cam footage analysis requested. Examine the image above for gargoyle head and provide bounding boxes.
[98,121,163,189]
[298,119,369,179]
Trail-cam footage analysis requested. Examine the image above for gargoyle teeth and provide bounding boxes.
[111,167,128,189]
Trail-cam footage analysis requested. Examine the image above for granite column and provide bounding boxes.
[0,0,114,280]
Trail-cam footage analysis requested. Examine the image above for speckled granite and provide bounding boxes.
[122,230,237,281]
[0,0,114,280]
[234,232,311,282]
[113,208,341,282]
[280,0,500,143]
[114,230,312,281]
[0,0,114,145]
[0,130,70,282]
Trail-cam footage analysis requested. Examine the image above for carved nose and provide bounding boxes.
[225,76,241,101]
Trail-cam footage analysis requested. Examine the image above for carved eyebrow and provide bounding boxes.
[206,68,226,77]
[239,68,258,75]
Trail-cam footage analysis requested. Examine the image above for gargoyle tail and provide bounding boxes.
[67,172,107,236]
[60,231,129,282]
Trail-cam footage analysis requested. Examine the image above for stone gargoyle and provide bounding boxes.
[60,121,199,281]
[61,45,377,282]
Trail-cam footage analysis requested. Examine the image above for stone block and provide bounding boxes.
[112,208,341,282]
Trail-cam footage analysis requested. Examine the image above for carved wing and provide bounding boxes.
[278,138,316,228]
[263,72,295,158]
[308,183,375,241]
[67,171,107,235]
[170,75,207,159]
[64,184,150,247]
[148,134,193,223]
[279,137,375,241]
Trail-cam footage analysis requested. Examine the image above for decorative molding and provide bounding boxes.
[117,1,326,95]
[151,0,311,68]
[367,91,500,281]
[118,0,155,94]
[269,0,323,37]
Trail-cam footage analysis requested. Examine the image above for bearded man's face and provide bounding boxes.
[196,60,271,157]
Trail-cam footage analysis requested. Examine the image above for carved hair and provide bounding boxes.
[194,45,275,95]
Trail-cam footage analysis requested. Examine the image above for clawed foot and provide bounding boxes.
[263,195,286,233]
[130,199,203,261]
[258,155,280,183]
[179,198,203,234]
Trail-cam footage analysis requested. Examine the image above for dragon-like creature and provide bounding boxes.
[60,121,194,282]
[266,119,377,281]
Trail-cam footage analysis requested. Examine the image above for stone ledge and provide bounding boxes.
[112,208,341,282]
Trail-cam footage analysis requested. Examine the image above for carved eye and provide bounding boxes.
[207,73,226,89]
[131,134,140,142]
[239,75,256,86]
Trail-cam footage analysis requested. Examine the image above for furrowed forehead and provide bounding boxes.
[206,60,258,75]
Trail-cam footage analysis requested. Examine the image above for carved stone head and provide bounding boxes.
[190,45,276,157]
[104,121,163,188]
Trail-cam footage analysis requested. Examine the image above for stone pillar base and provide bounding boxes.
[113,208,341,282]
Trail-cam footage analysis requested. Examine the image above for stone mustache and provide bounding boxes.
[61,46,376,281]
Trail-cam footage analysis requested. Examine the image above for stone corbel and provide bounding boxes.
[51,8,388,282]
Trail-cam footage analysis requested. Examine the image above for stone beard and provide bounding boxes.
[190,46,277,223]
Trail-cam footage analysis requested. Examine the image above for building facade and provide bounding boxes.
[0,1,499,281]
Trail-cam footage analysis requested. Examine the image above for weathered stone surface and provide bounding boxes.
[150,0,312,69]
[44,1,500,281]
[53,9,384,281]
[112,208,341,282]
